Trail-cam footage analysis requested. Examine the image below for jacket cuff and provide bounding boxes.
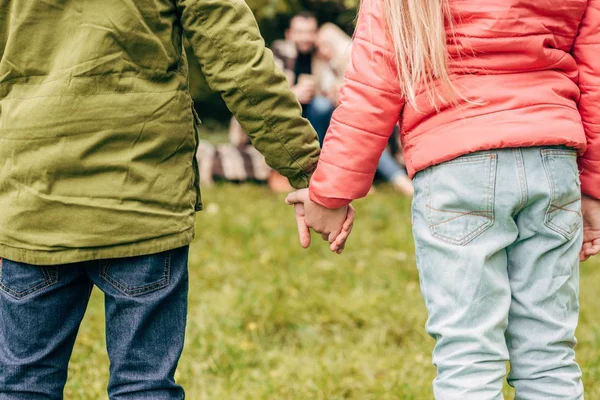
[287,166,316,190]
[288,174,310,190]
[308,186,351,209]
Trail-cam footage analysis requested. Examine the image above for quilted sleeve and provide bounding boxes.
[573,0,600,199]
[308,0,405,208]
[176,0,320,189]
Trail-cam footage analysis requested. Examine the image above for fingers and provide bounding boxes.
[329,225,345,246]
[285,189,308,205]
[580,238,600,262]
[332,240,345,255]
[293,204,311,249]
[328,230,340,245]
[336,241,346,255]
[580,250,589,262]
[581,242,591,261]
[330,206,356,254]
[328,211,346,243]
[342,206,355,233]
[331,206,356,253]
[327,228,343,253]
[330,227,354,254]
[287,197,355,253]
[330,225,352,253]
[591,238,600,253]
[584,238,600,258]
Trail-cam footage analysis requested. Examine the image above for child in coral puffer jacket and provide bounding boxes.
[287,0,600,398]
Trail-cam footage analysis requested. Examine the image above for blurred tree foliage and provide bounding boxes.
[188,0,359,124]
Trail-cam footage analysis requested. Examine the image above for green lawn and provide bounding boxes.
[65,183,600,399]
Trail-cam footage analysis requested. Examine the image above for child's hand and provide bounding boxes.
[286,189,355,253]
[581,194,600,262]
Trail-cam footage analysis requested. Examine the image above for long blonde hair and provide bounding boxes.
[382,0,454,108]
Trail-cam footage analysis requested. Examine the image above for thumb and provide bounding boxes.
[285,189,308,205]
[294,204,311,248]
[343,206,355,232]
[328,227,342,245]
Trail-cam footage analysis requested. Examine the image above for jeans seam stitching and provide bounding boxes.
[514,149,528,214]
[0,263,59,299]
[542,152,582,239]
[425,204,494,216]
[426,153,497,245]
[426,207,493,228]
[100,254,171,297]
[431,220,494,245]
[40,266,49,282]
[164,251,171,287]
[440,155,491,165]
[541,149,578,157]
[102,271,169,296]
[0,279,56,299]
[548,199,582,215]
[488,154,496,230]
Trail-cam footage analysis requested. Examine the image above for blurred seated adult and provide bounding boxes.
[271,12,336,140]
[315,23,414,196]
[199,17,413,196]
[315,22,352,112]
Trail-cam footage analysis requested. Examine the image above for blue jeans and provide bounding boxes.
[0,246,189,400]
[412,147,583,399]
[304,96,335,145]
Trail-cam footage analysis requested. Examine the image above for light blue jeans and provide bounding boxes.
[412,147,583,399]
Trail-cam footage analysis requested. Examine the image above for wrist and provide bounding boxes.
[583,194,600,202]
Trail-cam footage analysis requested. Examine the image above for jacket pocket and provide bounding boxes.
[541,149,582,240]
[0,259,59,300]
[100,250,172,297]
[424,152,497,245]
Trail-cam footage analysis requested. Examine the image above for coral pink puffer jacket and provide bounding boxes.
[310,0,600,208]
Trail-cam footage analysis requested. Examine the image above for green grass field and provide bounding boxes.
[65,184,600,399]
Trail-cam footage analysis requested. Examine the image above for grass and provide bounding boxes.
[65,183,600,399]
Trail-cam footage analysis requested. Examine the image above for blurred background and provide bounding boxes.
[189,0,358,125]
[63,2,600,399]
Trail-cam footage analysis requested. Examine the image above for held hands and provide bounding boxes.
[581,194,600,262]
[285,189,355,254]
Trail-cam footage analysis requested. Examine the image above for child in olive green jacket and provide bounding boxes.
[0,1,346,398]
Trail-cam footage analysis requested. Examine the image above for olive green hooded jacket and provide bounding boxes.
[0,0,320,265]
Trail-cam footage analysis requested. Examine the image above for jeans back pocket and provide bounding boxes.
[425,152,497,245]
[100,250,172,297]
[0,259,59,300]
[541,149,582,240]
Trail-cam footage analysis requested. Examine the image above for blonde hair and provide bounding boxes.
[318,23,352,59]
[382,0,455,108]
